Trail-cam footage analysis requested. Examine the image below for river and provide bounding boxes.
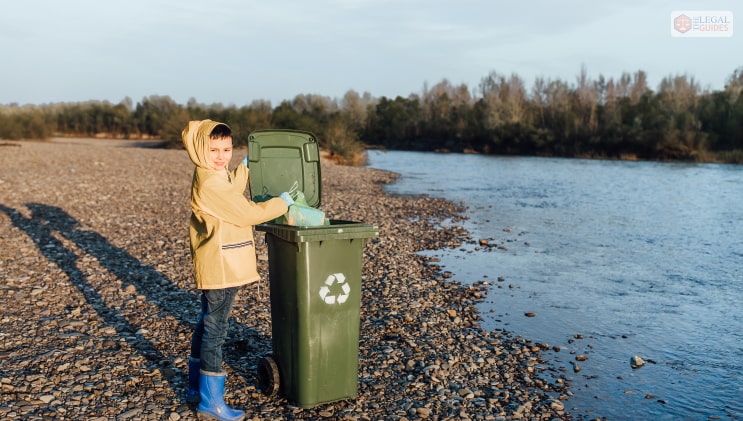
[366,150,743,420]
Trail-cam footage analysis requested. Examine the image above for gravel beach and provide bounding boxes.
[0,139,572,420]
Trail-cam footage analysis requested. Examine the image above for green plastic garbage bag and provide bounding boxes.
[276,191,327,227]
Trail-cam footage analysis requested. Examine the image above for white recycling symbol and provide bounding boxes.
[318,273,351,305]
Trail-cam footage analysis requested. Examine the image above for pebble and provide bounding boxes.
[0,139,572,420]
[631,355,646,369]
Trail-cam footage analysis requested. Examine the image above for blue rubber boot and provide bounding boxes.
[197,370,245,421]
[186,357,200,403]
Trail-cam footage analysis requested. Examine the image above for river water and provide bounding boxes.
[366,150,743,420]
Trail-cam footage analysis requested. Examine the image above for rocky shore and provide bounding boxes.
[0,139,571,420]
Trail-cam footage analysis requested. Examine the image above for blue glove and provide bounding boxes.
[279,192,294,206]
[242,156,249,167]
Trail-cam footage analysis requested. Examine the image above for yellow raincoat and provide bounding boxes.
[182,120,288,289]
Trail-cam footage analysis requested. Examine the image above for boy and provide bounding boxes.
[182,120,293,421]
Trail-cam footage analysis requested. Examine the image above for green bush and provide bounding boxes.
[321,120,367,166]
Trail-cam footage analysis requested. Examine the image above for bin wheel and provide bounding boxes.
[257,355,280,397]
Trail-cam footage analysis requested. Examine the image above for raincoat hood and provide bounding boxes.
[182,119,228,171]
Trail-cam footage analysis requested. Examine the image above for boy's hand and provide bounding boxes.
[279,192,294,206]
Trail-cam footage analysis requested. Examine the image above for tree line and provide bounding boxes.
[2,67,743,164]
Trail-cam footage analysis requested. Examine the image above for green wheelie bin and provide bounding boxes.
[247,129,378,408]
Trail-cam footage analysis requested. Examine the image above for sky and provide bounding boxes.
[1,0,741,107]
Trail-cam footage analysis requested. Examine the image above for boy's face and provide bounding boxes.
[209,136,233,171]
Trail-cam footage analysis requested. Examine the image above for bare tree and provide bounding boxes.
[725,67,743,102]
[658,74,700,113]
[630,70,649,104]
[340,89,369,131]
[479,71,528,128]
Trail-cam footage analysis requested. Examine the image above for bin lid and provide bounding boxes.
[247,129,321,208]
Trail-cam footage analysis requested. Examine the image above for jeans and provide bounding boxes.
[190,287,238,373]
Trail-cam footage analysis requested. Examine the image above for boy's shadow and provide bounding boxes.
[0,203,272,400]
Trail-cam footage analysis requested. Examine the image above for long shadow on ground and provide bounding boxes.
[0,203,272,416]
